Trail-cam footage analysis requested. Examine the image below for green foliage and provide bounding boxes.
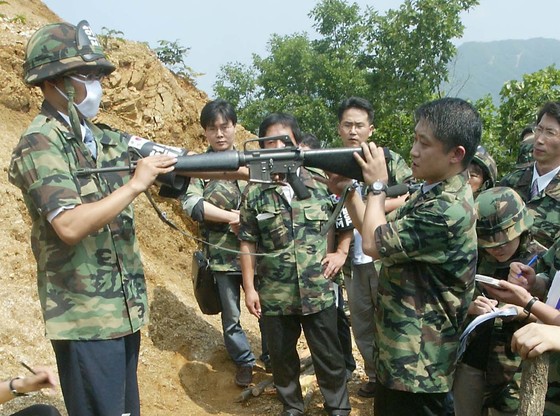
[98,26,124,50]
[10,14,25,24]
[214,0,478,153]
[154,39,201,84]
[0,1,8,20]
[474,65,560,177]
[0,1,26,23]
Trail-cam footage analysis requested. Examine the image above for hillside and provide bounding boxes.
[0,1,374,415]
[446,38,560,102]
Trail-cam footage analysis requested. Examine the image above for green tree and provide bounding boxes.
[215,0,478,154]
[474,65,560,177]
[155,39,200,84]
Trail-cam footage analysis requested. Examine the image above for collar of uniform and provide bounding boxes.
[421,170,468,198]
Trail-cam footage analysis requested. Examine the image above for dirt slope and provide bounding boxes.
[0,1,373,415]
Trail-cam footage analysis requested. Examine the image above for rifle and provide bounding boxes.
[76,135,365,199]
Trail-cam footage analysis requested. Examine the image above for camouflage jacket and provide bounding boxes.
[500,164,560,249]
[373,171,477,393]
[385,148,414,186]
[460,239,546,412]
[239,168,335,316]
[8,101,146,340]
[181,152,245,273]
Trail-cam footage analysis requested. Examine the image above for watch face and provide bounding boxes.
[373,181,384,191]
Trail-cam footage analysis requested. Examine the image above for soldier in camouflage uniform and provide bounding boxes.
[8,21,179,416]
[331,97,481,415]
[336,96,414,398]
[500,101,560,249]
[491,239,560,416]
[467,145,497,199]
[453,187,546,416]
[239,114,351,416]
[515,125,535,169]
[180,99,258,387]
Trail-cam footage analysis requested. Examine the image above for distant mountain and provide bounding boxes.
[444,38,560,103]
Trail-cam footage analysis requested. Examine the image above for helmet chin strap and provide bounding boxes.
[63,77,83,140]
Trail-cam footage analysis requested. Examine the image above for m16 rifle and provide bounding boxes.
[77,135,365,199]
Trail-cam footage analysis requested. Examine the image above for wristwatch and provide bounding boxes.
[367,180,388,195]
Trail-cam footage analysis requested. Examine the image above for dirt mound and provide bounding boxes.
[0,1,373,415]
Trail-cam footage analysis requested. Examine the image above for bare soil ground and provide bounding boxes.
[0,1,374,414]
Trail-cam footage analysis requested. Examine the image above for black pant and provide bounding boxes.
[11,405,62,416]
[336,285,356,374]
[262,305,351,416]
[375,381,447,416]
[51,331,141,416]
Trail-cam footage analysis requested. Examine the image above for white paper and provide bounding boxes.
[545,270,560,310]
[457,306,518,361]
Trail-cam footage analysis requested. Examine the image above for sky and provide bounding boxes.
[41,0,560,97]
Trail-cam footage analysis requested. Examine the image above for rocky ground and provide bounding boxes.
[0,1,374,414]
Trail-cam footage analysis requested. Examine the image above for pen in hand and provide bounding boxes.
[20,361,37,375]
[515,254,539,278]
[481,291,496,312]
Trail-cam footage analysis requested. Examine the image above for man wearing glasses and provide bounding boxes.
[335,97,413,398]
[181,99,259,388]
[500,101,560,249]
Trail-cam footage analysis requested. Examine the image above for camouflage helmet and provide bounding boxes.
[515,134,535,168]
[471,145,498,189]
[23,20,115,85]
[475,186,534,248]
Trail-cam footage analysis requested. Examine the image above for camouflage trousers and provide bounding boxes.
[453,362,519,415]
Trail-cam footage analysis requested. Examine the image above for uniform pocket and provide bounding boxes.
[257,208,289,250]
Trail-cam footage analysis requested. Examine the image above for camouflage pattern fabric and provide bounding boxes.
[462,240,546,413]
[24,20,115,85]
[500,164,560,249]
[386,148,414,186]
[372,171,477,393]
[475,187,534,249]
[515,135,535,169]
[8,100,145,340]
[471,145,498,199]
[181,156,245,273]
[239,168,335,316]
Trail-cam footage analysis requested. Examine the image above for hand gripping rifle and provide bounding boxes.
[76,135,365,199]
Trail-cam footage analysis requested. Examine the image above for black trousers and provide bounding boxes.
[51,331,141,416]
[336,285,356,375]
[11,405,62,416]
[375,380,448,416]
[262,304,351,416]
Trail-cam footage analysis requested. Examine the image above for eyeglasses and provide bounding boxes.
[533,125,560,139]
[340,122,369,132]
[206,124,234,134]
[71,72,106,82]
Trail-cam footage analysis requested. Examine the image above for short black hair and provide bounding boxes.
[337,97,374,124]
[258,112,303,143]
[200,99,237,129]
[300,132,321,149]
[519,124,535,141]
[414,97,481,169]
[537,101,560,126]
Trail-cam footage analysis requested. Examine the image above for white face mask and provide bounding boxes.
[71,76,103,118]
[55,76,103,119]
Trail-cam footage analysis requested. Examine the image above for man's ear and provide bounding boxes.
[450,145,466,165]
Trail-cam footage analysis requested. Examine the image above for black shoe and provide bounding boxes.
[263,359,273,374]
[357,381,376,398]
[235,365,253,387]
